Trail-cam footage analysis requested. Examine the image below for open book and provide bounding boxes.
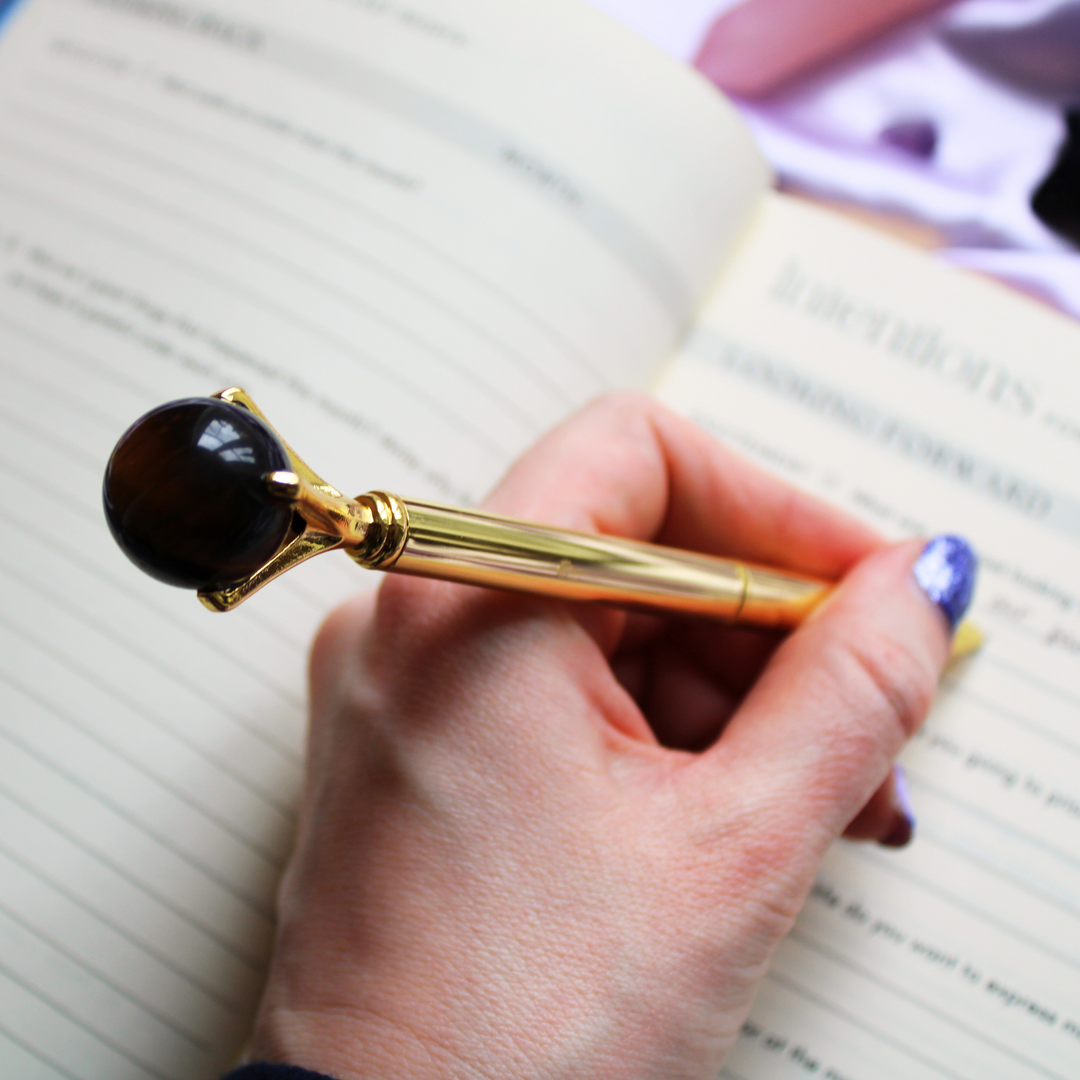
[1,0,1079,1076]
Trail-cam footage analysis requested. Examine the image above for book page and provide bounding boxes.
[0,0,768,1076]
[657,192,1080,1080]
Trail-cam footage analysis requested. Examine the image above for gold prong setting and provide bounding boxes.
[196,389,373,611]
[265,470,302,500]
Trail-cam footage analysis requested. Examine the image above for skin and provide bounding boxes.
[249,394,953,1080]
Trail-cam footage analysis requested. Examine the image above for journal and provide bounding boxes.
[0,1,1078,1077]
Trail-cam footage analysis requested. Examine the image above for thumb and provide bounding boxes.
[685,535,976,867]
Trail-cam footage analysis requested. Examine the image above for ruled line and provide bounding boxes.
[6,110,545,433]
[16,97,581,414]
[276,571,344,615]
[0,309,163,403]
[0,673,281,916]
[0,784,263,970]
[941,677,1080,759]
[912,773,1080,878]
[0,350,125,433]
[0,839,242,1011]
[765,968,974,1080]
[0,625,289,870]
[0,958,177,1080]
[258,25,694,319]
[0,448,101,522]
[0,400,101,469]
[851,842,1080,971]
[0,543,301,808]
[35,70,604,386]
[985,654,1080,715]
[0,656,282,902]
[238,597,314,654]
[0,498,305,761]
[787,930,1071,1080]
[0,1020,84,1080]
[923,827,1080,925]
[0,899,210,1050]
[0,140,518,459]
[0,312,317,727]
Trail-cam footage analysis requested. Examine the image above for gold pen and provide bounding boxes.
[102,387,982,656]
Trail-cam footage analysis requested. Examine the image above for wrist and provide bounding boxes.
[225,1065,342,1080]
[249,999,499,1080]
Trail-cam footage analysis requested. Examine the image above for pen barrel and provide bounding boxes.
[369,497,828,629]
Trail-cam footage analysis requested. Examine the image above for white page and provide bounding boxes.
[0,0,769,1076]
[657,192,1080,1080]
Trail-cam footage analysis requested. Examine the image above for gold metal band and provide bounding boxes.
[346,491,409,570]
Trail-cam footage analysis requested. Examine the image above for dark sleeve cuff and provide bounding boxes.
[223,1066,341,1080]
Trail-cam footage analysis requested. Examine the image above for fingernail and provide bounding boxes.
[881,764,915,848]
[913,535,978,630]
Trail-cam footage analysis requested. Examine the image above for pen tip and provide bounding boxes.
[948,620,985,663]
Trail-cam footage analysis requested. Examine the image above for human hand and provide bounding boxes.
[248,394,972,1080]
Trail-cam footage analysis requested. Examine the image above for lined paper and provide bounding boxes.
[0,0,765,1074]
[659,194,1080,1080]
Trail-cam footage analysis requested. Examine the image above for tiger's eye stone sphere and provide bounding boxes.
[103,398,293,589]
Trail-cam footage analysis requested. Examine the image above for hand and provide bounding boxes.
[248,394,962,1080]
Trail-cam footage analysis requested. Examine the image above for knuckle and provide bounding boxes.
[837,625,937,743]
[372,573,458,643]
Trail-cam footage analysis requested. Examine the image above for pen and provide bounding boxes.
[102,387,981,655]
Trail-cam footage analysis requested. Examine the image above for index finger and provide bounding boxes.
[484,392,883,580]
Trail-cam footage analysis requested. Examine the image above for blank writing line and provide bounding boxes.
[942,677,1080,758]
[0,493,304,760]
[0,448,99,523]
[0,782,263,970]
[238,597,312,654]
[0,898,210,1050]
[912,773,1080,877]
[0,401,101,470]
[260,28,693,319]
[0,565,297,825]
[276,570,344,616]
[986,654,1080,715]
[925,827,1080,921]
[0,349,125,433]
[0,1020,83,1080]
[12,114,543,432]
[0,675,279,920]
[0,540,301,810]
[0,630,288,880]
[0,308,163,403]
[0,958,177,1080]
[0,838,242,1012]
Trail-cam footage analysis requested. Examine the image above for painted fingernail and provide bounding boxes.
[881,764,915,849]
[913,535,978,630]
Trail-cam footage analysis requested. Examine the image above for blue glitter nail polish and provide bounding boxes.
[892,764,915,825]
[881,764,916,849]
[913,535,977,630]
